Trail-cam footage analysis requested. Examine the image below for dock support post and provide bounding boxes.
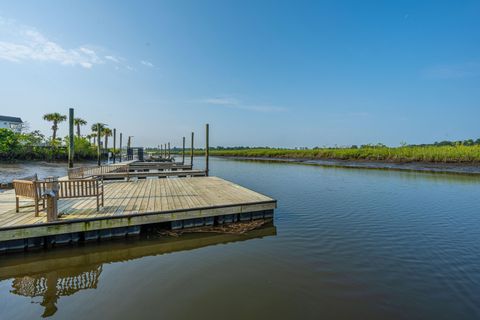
[68,108,74,168]
[113,128,116,164]
[182,136,185,164]
[168,142,170,159]
[191,132,194,167]
[96,123,101,166]
[113,128,117,164]
[119,133,123,162]
[205,123,209,176]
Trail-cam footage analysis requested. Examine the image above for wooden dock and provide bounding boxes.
[0,176,276,252]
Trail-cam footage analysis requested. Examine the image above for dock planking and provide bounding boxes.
[0,176,276,243]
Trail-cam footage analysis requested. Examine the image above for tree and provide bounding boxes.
[103,128,112,150]
[91,123,106,147]
[74,118,87,137]
[0,128,20,155]
[43,113,67,142]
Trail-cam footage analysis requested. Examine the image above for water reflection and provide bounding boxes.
[0,225,276,318]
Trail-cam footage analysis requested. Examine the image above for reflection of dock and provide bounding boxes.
[0,176,276,252]
[0,225,276,318]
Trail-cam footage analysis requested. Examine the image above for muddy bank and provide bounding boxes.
[216,156,480,175]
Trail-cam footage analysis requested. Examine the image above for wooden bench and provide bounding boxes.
[12,174,45,217]
[13,177,104,217]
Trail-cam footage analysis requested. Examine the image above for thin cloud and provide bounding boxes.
[0,17,127,70]
[105,55,120,63]
[200,97,287,113]
[141,60,154,67]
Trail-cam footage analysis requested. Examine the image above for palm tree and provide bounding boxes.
[74,118,87,137]
[91,123,106,147]
[103,128,112,150]
[43,113,67,141]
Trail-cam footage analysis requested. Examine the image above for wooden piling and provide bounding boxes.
[96,124,101,166]
[205,124,209,176]
[191,132,194,167]
[113,128,117,164]
[119,133,123,162]
[182,136,185,164]
[68,108,74,169]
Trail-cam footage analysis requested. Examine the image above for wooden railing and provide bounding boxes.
[68,164,129,179]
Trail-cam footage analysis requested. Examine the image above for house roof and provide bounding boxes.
[0,115,23,123]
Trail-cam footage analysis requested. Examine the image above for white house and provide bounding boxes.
[0,115,23,133]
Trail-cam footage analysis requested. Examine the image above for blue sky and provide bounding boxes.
[1,0,479,148]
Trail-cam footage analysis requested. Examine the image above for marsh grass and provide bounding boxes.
[203,145,480,163]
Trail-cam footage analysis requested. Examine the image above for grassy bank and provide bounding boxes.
[198,145,480,163]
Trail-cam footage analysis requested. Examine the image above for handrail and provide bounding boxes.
[68,164,129,179]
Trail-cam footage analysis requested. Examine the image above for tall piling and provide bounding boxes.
[182,136,185,164]
[68,108,74,169]
[113,128,117,164]
[96,124,101,166]
[205,124,209,176]
[191,132,194,167]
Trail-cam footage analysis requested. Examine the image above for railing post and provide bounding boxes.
[168,142,170,159]
[68,108,74,168]
[205,124,209,176]
[182,136,185,165]
[190,132,194,167]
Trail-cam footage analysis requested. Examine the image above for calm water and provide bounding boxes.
[1,157,480,319]
[0,162,69,185]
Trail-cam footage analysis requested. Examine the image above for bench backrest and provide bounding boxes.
[13,180,40,200]
[14,179,102,200]
[37,179,103,198]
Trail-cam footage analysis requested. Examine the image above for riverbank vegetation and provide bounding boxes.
[0,112,117,161]
[194,140,480,163]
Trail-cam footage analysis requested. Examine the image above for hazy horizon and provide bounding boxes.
[1,1,479,148]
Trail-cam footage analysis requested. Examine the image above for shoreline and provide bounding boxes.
[213,155,480,175]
